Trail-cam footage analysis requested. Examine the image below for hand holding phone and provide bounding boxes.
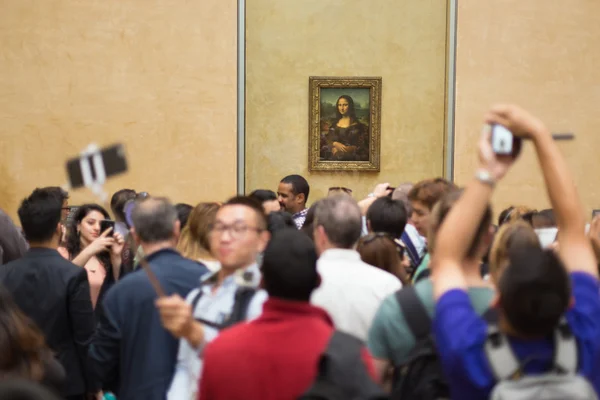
[100,220,116,236]
[491,124,522,156]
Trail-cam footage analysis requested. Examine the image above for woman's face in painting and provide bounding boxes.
[337,98,350,116]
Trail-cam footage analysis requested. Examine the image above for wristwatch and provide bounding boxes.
[475,169,496,188]
[367,193,376,198]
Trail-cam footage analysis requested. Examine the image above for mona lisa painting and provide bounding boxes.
[309,76,381,171]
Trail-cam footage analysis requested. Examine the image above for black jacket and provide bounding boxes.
[0,247,97,396]
[89,248,208,400]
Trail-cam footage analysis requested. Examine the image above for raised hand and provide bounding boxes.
[484,104,547,140]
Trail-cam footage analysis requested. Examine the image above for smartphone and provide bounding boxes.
[491,124,514,155]
[100,220,116,235]
[66,144,128,189]
[535,227,558,248]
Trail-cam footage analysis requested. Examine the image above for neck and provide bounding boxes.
[216,260,255,285]
[29,238,59,250]
[290,206,305,215]
[141,241,175,257]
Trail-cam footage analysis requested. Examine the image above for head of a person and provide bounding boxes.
[65,204,110,256]
[366,196,408,240]
[175,203,194,229]
[489,221,541,285]
[249,189,281,214]
[18,187,68,246]
[261,229,320,301]
[277,175,310,214]
[496,245,570,338]
[313,195,362,255]
[428,189,493,261]
[131,197,180,248]
[267,211,296,235]
[110,189,136,223]
[300,201,320,241]
[210,196,270,272]
[532,209,556,229]
[357,233,407,285]
[176,202,220,260]
[335,95,357,122]
[0,286,48,383]
[497,205,537,226]
[327,186,353,197]
[391,183,413,221]
[408,178,456,236]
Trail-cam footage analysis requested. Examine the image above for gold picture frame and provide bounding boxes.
[308,76,382,171]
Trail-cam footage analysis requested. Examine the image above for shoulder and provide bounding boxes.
[360,260,402,286]
[204,323,252,357]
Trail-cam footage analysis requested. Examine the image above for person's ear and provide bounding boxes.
[490,293,501,309]
[297,193,306,205]
[173,220,181,240]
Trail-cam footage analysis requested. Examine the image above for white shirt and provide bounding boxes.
[167,263,267,400]
[311,249,401,341]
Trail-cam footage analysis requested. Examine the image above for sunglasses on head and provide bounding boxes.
[328,187,353,194]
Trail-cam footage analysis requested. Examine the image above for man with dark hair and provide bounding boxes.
[366,197,408,239]
[432,105,600,398]
[89,197,209,400]
[368,188,494,384]
[249,189,281,214]
[197,228,378,399]
[156,196,270,399]
[277,174,310,228]
[311,195,401,341]
[0,187,97,400]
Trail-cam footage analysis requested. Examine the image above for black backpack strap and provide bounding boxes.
[221,286,257,329]
[413,268,431,283]
[190,289,224,329]
[395,287,431,340]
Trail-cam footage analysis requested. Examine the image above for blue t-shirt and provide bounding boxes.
[434,272,600,399]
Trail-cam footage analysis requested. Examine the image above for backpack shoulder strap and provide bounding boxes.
[395,287,431,339]
[484,323,520,381]
[554,318,578,374]
[221,286,257,329]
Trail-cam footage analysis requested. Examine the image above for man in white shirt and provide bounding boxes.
[156,196,270,399]
[311,195,401,341]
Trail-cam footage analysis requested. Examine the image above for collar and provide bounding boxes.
[319,248,361,262]
[262,297,334,326]
[292,208,308,218]
[26,247,60,257]
[145,247,180,262]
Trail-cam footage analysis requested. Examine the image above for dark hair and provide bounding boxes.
[357,233,408,285]
[110,189,136,222]
[175,203,194,229]
[334,95,358,123]
[408,178,457,210]
[366,197,408,239]
[0,380,60,400]
[0,286,51,383]
[65,204,111,266]
[249,189,277,203]
[131,197,178,243]
[428,189,492,259]
[18,188,68,243]
[499,245,570,337]
[261,229,319,301]
[280,175,310,204]
[267,211,296,235]
[300,201,320,241]
[223,196,268,230]
[314,195,362,249]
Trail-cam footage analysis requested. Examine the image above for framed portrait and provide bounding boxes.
[308,76,382,171]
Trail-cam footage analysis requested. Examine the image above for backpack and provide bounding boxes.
[190,286,257,330]
[485,317,598,400]
[390,287,449,400]
[299,331,388,400]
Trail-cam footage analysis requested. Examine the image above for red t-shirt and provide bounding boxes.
[198,297,377,400]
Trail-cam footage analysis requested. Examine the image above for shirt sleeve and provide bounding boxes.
[434,289,493,390]
[367,296,396,360]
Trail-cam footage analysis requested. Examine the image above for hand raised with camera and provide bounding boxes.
[478,125,518,182]
[86,228,116,255]
[484,104,548,140]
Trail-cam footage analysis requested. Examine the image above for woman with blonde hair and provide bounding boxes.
[488,220,541,284]
[176,202,221,272]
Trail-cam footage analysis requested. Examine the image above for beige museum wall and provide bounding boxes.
[0,0,237,220]
[454,1,600,217]
[245,1,449,201]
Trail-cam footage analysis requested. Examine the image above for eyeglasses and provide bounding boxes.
[209,222,264,239]
[328,187,353,194]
